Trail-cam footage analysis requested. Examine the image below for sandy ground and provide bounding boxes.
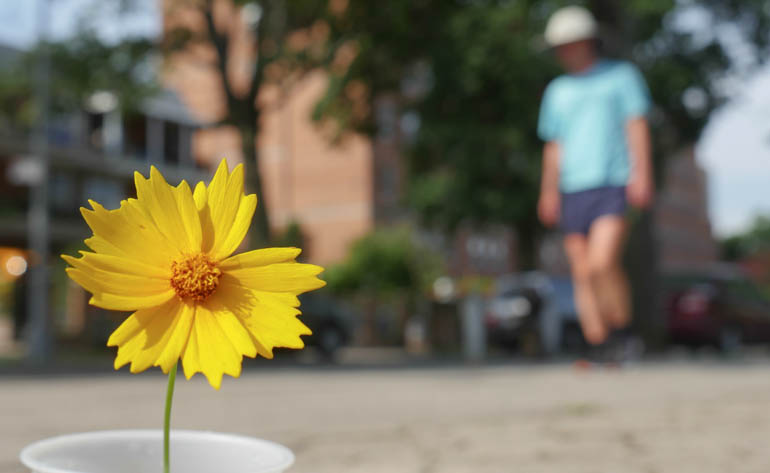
[2,360,770,473]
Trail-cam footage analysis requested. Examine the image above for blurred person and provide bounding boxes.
[536,6,653,362]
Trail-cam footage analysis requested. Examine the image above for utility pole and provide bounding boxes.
[26,0,52,363]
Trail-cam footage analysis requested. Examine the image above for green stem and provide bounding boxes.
[164,362,178,473]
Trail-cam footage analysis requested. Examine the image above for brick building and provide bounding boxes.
[161,1,519,274]
[654,146,719,271]
[161,2,381,265]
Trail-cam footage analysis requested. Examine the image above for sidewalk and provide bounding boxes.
[3,361,770,473]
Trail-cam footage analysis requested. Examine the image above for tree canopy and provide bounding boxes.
[722,216,770,261]
[315,0,770,260]
[325,226,444,299]
[6,0,770,258]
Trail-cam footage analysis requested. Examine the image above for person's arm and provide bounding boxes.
[625,116,654,208]
[538,141,561,227]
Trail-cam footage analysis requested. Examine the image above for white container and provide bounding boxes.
[20,430,294,473]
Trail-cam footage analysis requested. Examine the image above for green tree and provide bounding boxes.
[311,0,770,348]
[0,32,157,133]
[163,0,333,244]
[315,0,770,265]
[5,0,334,246]
[325,226,444,343]
[721,215,770,261]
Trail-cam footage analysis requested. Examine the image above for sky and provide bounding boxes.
[0,0,159,47]
[0,0,768,238]
[697,67,770,237]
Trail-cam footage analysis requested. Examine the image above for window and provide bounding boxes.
[50,171,76,215]
[164,122,180,165]
[123,114,147,160]
[86,112,105,150]
[82,177,123,210]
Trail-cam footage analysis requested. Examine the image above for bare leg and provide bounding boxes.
[587,216,630,330]
[564,234,608,345]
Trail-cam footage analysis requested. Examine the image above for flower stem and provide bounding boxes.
[164,362,178,473]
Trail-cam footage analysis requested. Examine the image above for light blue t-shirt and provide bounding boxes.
[538,60,651,193]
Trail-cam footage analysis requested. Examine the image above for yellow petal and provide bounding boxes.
[193,305,243,389]
[114,332,146,370]
[240,305,310,353]
[206,162,248,258]
[210,193,256,261]
[120,199,181,262]
[249,335,275,359]
[84,236,129,259]
[214,278,311,358]
[154,302,194,373]
[219,247,302,271]
[181,316,201,381]
[66,251,169,279]
[108,307,158,348]
[80,201,176,267]
[252,290,301,308]
[112,300,181,370]
[200,305,243,377]
[174,180,203,251]
[193,181,208,210]
[194,181,216,253]
[204,294,257,359]
[204,161,234,244]
[89,287,176,311]
[64,266,170,297]
[128,300,187,374]
[206,160,230,211]
[224,263,326,294]
[134,168,195,253]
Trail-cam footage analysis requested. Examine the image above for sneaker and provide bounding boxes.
[605,330,645,365]
[574,342,609,370]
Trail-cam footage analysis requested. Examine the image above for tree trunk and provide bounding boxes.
[516,221,539,270]
[625,210,665,350]
[239,123,271,247]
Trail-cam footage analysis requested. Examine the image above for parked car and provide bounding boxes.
[486,272,580,356]
[298,292,355,359]
[664,270,770,352]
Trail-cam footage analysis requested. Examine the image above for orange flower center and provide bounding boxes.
[170,254,221,302]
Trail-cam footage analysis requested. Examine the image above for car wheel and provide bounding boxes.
[561,322,586,354]
[519,329,542,358]
[317,325,345,359]
[718,326,742,355]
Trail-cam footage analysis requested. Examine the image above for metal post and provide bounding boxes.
[146,117,163,165]
[461,293,486,363]
[26,0,51,363]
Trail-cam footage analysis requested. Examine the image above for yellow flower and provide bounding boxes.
[63,160,325,389]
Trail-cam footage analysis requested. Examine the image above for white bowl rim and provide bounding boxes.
[19,429,295,473]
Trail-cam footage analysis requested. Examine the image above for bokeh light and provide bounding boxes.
[5,255,27,277]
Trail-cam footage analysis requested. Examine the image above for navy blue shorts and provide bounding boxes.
[560,185,627,235]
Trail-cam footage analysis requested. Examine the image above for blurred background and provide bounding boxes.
[1,1,770,472]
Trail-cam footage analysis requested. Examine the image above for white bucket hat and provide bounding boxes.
[544,6,598,48]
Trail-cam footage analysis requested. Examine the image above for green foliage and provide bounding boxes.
[273,220,305,250]
[0,4,158,129]
[33,35,158,114]
[316,0,770,249]
[314,0,461,134]
[721,216,770,261]
[406,2,555,233]
[162,0,337,243]
[325,226,444,298]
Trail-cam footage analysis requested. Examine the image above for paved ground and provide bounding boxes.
[3,360,770,473]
